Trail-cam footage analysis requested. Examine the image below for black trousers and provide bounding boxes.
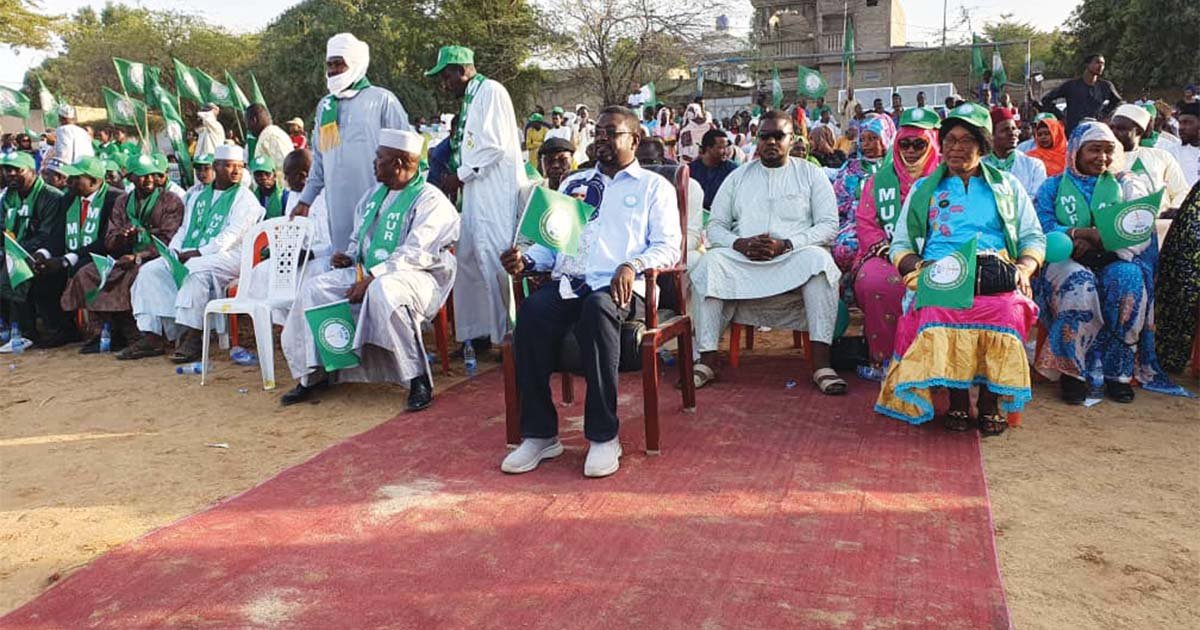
[6,269,71,341]
[515,284,634,443]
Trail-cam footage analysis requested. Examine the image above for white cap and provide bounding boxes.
[56,103,76,118]
[1113,103,1152,131]
[378,128,423,155]
[214,145,244,163]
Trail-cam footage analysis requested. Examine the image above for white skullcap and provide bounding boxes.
[57,103,76,118]
[379,128,423,155]
[214,144,244,163]
[1113,104,1152,131]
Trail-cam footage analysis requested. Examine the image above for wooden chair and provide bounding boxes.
[500,163,698,454]
[728,326,813,368]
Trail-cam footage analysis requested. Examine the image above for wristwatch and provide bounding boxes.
[782,239,794,254]
[623,259,646,274]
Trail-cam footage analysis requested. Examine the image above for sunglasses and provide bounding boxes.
[757,131,790,142]
[897,138,929,151]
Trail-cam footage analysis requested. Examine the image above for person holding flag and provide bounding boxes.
[498,106,680,479]
[61,153,184,353]
[877,103,1045,435]
[427,44,526,353]
[279,130,458,412]
[123,145,263,362]
[1032,121,1188,404]
[194,103,225,158]
[0,152,64,351]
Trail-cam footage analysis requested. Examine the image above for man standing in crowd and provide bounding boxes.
[573,104,594,165]
[280,130,459,411]
[52,104,94,164]
[0,152,64,351]
[428,45,526,353]
[545,107,572,143]
[293,33,411,255]
[983,108,1047,198]
[246,103,292,182]
[1039,54,1122,134]
[840,88,861,127]
[689,129,737,211]
[194,103,225,158]
[1172,109,1199,187]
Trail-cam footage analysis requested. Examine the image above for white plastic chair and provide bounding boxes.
[201,216,312,390]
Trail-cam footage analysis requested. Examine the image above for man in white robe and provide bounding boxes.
[983,108,1048,198]
[428,45,527,350]
[1110,105,1191,213]
[121,145,263,361]
[246,104,294,182]
[194,104,225,159]
[279,130,459,412]
[688,111,846,394]
[52,105,94,164]
[292,33,411,256]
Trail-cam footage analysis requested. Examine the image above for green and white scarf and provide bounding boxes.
[983,151,1017,172]
[65,183,108,251]
[126,188,162,250]
[182,185,239,250]
[2,177,45,241]
[317,77,371,153]
[255,184,284,219]
[903,163,1021,260]
[1054,172,1121,228]
[449,74,487,171]
[356,175,425,269]
[871,157,903,237]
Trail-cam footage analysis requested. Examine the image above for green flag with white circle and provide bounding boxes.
[85,253,115,304]
[1094,189,1161,251]
[0,86,30,119]
[796,66,827,99]
[151,235,190,289]
[113,57,146,96]
[916,235,977,309]
[517,186,592,255]
[304,300,361,371]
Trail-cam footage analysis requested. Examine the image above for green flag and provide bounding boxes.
[635,82,656,108]
[0,86,30,119]
[796,65,827,99]
[771,65,782,110]
[173,58,205,105]
[991,44,1007,91]
[304,300,361,371]
[112,57,146,96]
[4,231,35,289]
[158,95,193,187]
[696,65,704,97]
[102,87,147,130]
[916,235,978,310]
[1094,190,1162,251]
[85,253,116,304]
[517,186,592,255]
[971,34,986,77]
[249,71,267,107]
[36,77,58,128]
[144,66,175,112]
[197,69,234,108]
[151,235,190,288]
[226,71,250,111]
[842,20,856,78]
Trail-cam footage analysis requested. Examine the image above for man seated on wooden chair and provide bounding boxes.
[122,145,263,362]
[499,105,681,478]
[279,129,459,412]
[688,111,847,395]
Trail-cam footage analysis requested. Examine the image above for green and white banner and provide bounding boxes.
[0,86,30,119]
[102,87,147,130]
[916,235,977,310]
[151,235,190,289]
[113,57,146,96]
[85,253,115,304]
[796,65,828,99]
[36,77,58,128]
[1095,189,1161,251]
[4,231,35,288]
[304,300,361,371]
[516,186,592,255]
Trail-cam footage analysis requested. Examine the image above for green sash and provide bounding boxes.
[2,177,45,241]
[449,74,487,171]
[181,185,239,250]
[983,151,1016,172]
[317,77,371,153]
[255,184,283,219]
[1053,173,1121,228]
[1140,130,1159,148]
[126,188,162,250]
[903,163,1021,260]
[65,183,108,251]
[871,159,902,238]
[355,176,425,270]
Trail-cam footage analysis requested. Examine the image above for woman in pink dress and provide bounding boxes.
[652,107,680,161]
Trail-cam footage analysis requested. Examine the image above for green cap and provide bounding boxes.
[1034,112,1056,122]
[898,107,941,129]
[104,159,123,174]
[129,153,164,176]
[0,152,36,171]
[193,153,214,166]
[944,102,993,133]
[250,154,276,173]
[152,153,169,173]
[551,106,564,115]
[528,113,544,123]
[424,45,475,77]
[58,155,107,179]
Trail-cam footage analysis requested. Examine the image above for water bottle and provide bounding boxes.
[98,323,112,353]
[657,347,676,366]
[230,346,259,366]
[10,323,23,355]
[463,340,477,376]
[175,362,203,375]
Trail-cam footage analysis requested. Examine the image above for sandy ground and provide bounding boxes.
[1,330,1197,628]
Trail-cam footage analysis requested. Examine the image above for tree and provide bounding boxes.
[0,0,58,51]
[546,0,720,107]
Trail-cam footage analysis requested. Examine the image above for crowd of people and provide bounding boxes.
[1,40,1196,478]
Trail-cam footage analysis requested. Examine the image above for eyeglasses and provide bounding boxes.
[594,127,633,140]
[757,131,790,142]
[942,134,979,149]
[897,138,928,151]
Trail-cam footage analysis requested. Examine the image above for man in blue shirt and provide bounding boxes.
[500,106,681,478]
[688,129,737,210]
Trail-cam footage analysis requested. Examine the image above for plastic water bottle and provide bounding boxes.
[230,346,258,366]
[176,362,203,375]
[657,347,676,366]
[463,340,477,377]
[98,323,112,353]
[10,323,23,356]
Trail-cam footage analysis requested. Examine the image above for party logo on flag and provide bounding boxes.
[166,120,183,143]
[0,91,15,109]
[116,97,135,120]
[209,81,229,102]
[304,300,360,371]
[128,63,144,89]
[183,73,200,100]
[926,252,969,290]
[1096,190,1161,251]
[916,235,977,309]
[517,186,592,255]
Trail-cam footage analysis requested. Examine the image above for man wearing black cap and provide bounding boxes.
[537,137,575,191]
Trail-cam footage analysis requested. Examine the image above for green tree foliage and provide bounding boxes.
[1053,0,1200,90]
[0,0,58,50]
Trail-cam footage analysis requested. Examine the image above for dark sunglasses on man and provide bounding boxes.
[757,130,789,142]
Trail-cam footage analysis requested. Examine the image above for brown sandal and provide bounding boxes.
[943,409,972,432]
[979,413,1007,437]
[116,338,164,360]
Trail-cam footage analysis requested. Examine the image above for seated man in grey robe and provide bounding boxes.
[688,111,847,394]
[280,129,459,412]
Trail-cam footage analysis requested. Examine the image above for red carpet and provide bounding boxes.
[2,356,1009,629]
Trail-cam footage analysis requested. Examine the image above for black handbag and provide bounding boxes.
[975,254,1018,295]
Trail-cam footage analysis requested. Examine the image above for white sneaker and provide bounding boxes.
[500,438,564,474]
[583,438,622,478]
[0,337,33,353]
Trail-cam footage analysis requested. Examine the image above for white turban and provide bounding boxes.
[379,129,423,155]
[214,144,245,163]
[325,33,370,97]
[56,103,76,119]
[1112,104,1152,132]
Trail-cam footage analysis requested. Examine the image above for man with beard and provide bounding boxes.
[1110,104,1190,213]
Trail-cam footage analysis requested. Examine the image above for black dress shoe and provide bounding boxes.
[406,374,433,412]
[280,380,328,406]
[79,338,101,354]
[36,331,80,349]
[1105,379,1135,403]
[1060,376,1088,405]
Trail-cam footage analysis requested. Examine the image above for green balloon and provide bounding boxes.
[834,299,850,339]
[1045,230,1073,264]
